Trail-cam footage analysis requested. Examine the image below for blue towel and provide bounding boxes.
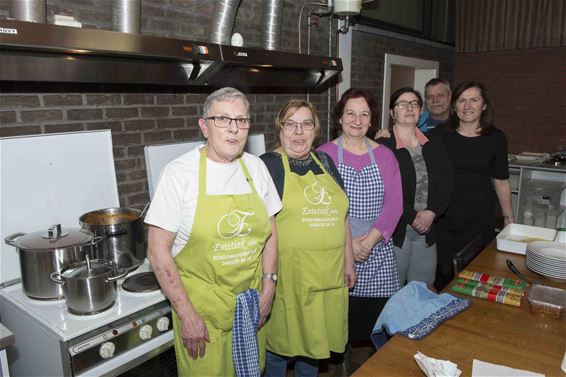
[371,281,471,349]
[233,289,261,377]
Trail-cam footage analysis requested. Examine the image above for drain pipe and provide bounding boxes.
[327,16,334,141]
[262,0,283,50]
[209,0,242,44]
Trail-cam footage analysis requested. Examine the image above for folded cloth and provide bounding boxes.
[371,281,471,349]
[472,359,545,377]
[233,289,261,377]
[451,279,523,307]
[458,270,526,290]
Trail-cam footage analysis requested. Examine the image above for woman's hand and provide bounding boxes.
[180,311,210,359]
[258,282,276,328]
[344,259,357,288]
[352,236,372,262]
[374,128,391,140]
[412,210,436,234]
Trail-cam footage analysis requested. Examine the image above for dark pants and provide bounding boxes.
[348,296,389,343]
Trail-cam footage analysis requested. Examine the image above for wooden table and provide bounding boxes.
[353,240,566,376]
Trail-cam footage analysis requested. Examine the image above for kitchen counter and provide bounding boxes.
[353,240,566,376]
[0,323,14,351]
[509,159,566,172]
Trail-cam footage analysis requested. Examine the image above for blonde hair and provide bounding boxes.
[275,99,321,139]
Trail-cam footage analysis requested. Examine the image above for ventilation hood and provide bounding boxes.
[0,20,342,89]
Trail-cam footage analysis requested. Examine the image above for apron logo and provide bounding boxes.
[304,180,332,205]
[217,210,255,239]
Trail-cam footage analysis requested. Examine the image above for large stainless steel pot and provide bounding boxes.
[79,207,147,270]
[4,224,95,300]
[50,257,128,315]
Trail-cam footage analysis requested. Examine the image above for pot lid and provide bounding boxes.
[12,224,93,250]
[62,259,115,279]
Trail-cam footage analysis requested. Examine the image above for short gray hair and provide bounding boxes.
[202,87,250,118]
[425,78,451,93]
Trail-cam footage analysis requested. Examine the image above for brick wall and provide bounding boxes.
[0,0,335,208]
[453,48,566,154]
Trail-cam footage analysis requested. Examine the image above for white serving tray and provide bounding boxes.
[496,223,558,255]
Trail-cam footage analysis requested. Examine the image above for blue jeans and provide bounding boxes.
[264,351,319,377]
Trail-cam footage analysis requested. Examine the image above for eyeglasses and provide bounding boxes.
[205,116,252,129]
[282,120,316,131]
[394,100,421,109]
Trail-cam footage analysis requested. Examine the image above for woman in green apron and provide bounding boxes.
[260,99,356,377]
[145,87,282,376]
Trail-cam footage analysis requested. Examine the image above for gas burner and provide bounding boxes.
[122,272,161,293]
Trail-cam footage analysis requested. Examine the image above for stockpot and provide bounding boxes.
[4,224,95,300]
[79,207,147,271]
[50,256,128,315]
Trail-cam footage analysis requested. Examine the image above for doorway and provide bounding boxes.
[381,54,439,129]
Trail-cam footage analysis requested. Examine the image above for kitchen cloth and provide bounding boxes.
[233,289,260,377]
[371,281,472,349]
[451,279,523,307]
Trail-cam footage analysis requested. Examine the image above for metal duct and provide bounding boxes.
[209,0,241,45]
[262,0,283,50]
[112,0,141,34]
[9,0,45,23]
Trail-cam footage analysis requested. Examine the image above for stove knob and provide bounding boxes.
[156,317,170,332]
[99,342,116,359]
[139,324,153,340]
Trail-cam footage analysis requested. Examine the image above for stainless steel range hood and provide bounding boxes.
[0,20,342,88]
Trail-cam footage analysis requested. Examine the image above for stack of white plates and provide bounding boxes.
[526,241,566,280]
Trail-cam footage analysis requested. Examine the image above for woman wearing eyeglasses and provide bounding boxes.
[429,81,513,290]
[376,87,453,288]
[260,99,355,377]
[146,87,282,376]
[318,88,402,359]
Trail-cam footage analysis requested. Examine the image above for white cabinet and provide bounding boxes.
[510,162,566,229]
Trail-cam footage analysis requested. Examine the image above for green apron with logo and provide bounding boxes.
[172,148,271,376]
[266,152,349,359]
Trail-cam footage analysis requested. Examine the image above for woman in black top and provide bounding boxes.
[377,87,453,286]
[430,81,514,290]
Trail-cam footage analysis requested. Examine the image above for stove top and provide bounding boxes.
[0,259,167,341]
[122,271,161,293]
[543,156,566,166]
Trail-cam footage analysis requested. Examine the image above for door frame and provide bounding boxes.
[382,54,439,128]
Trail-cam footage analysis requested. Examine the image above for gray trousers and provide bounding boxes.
[394,225,437,286]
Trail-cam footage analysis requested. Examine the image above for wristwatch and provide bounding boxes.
[262,272,278,283]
